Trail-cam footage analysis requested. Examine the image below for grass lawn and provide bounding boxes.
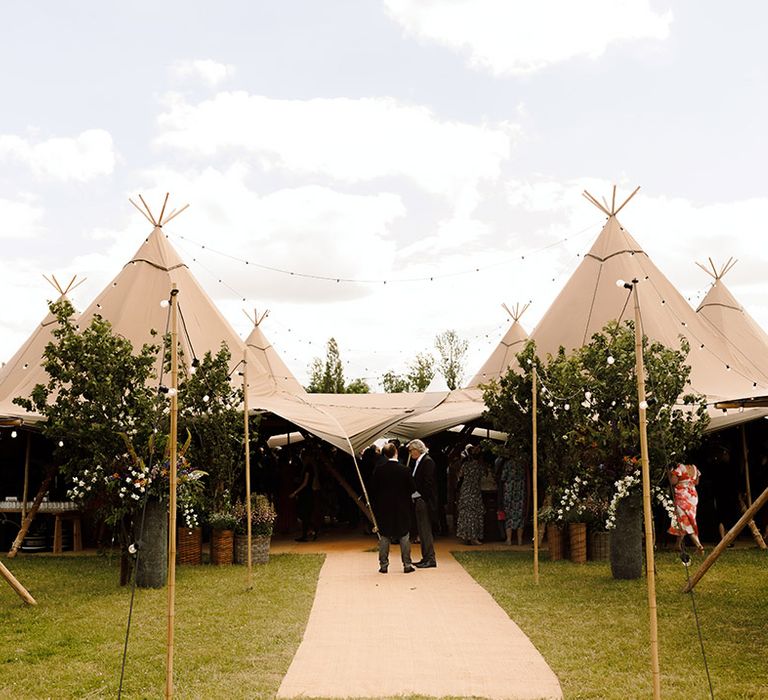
[456,548,768,700]
[0,552,324,699]
[2,547,766,699]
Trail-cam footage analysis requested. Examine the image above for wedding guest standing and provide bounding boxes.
[371,443,416,574]
[668,462,704,554]
[407,439,438,568]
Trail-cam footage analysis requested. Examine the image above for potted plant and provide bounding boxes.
[208,501,238,565]
[234,494,277,564]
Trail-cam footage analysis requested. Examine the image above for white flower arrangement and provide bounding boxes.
[604,469,679,530]
[555,476,589,523]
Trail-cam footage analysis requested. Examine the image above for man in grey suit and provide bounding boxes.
[407,439,438,568]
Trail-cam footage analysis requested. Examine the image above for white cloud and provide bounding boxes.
[0,129,115,181]
[384,0,673,75]
[155,92,517,197]
[128,164,407,304]
[170,59,236,87]
[0,197,45,238]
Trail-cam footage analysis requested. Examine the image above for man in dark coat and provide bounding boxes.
[407,438,438,568]
[371,442,416,574]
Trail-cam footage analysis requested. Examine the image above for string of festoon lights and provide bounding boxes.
[167,220,603,383]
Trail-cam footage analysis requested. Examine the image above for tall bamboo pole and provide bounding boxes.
[630,281,661,700]
[532,365,539,585]
[165,285,179,700]
[243,349,253,588]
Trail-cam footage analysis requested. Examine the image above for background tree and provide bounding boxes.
[15,299,160,506]
[176,343,244,513]
[406,352,435,391]
[483,321,708,579]
[381,371,410,393]
[14,299,162,585]
[345,377,371,394]
[306,337,369,393]
[381,353,435,393]
[307,337,345,393]
[434,329,468,390]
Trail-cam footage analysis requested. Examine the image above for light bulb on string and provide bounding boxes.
[58,440,64,447]
[160,299,169,308]
[203,395,210,403]
[607,356,615,365]
[11,430,17,438]
[639,400,648,409]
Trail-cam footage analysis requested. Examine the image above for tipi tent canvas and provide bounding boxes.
[528,188,768,409]
[467,303,530,388]
[696,258,768,383]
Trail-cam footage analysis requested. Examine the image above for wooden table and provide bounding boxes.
[0,502,82,553]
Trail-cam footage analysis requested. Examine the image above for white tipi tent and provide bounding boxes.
[467,303,530,388]
[0,276,84,419]
[695,258,768,382]
[243,310,306,396]
[528,187,768,407]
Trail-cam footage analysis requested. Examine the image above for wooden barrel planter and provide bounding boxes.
[210,529,234,565]
[547,524,566,561]
[177,527,202,565]
[569,522,588,563]
[234,533,271,565]
[589,530,610,561]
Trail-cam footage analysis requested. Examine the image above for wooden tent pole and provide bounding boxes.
[532,365,539,585]
[22,433,31,521]
[740,425,753,505]
[243,349,253,589]
[165,285,179,700]
[684,483,768,592]
[8,469,55,558]
[0,560,36,605]
[631,281,661,700]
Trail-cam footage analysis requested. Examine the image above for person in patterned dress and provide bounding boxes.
[668,462,704,554]
[499,458,527,546]
[456,445,484,545]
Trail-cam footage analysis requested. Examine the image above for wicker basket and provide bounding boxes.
[211,529,234,565]
[234,533,271,565]
[547,524,566,561]
[177,527,202,565]
[569,522,588,563]
[589,530,610,561]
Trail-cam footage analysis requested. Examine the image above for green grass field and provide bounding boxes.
[0,553,324,699]
[456,548,768,700]
[1,548,765,698]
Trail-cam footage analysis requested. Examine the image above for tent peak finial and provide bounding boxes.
[501,301,530,322]
[582,185,640,217]
[129,193,189,228]
[696,256,737,282]
[43,273,86,298]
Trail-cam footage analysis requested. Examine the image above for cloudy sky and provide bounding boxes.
[2,1,767,389]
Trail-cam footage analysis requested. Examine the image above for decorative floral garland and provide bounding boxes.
[604,470,678,531]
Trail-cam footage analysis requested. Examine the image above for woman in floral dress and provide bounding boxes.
[456,446,484,545]
[500,458,526,546]
[668,463,704,553]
